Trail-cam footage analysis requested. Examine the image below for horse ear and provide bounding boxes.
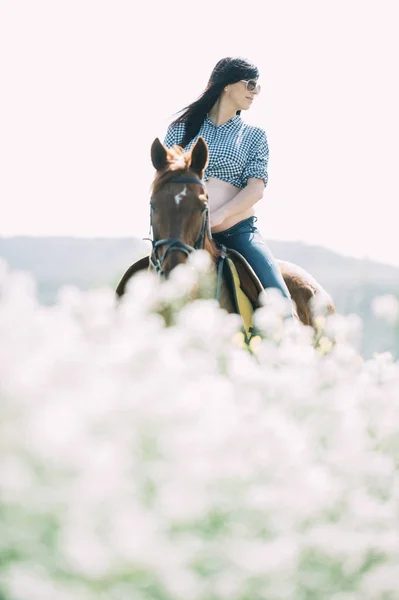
[151,138,168,171]
[189,136,209,176]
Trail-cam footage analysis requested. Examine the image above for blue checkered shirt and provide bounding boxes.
[163,114,269,189]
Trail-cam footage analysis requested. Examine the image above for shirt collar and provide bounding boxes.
[205,113,241,129]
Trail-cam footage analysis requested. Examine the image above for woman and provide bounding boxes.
[163,56,295,319]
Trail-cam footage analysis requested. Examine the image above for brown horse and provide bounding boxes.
[116,136,335,330]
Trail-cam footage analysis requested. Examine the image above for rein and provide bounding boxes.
[143,175,227,302]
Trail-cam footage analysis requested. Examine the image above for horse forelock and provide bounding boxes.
[151,145,191,196]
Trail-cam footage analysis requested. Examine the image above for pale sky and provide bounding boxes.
[1,0,398,267]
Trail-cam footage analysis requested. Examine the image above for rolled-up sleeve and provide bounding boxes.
[242,128,269,188]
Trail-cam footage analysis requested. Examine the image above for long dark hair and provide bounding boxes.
[169,56,259,149]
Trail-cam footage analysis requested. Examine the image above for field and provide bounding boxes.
[1,253,399,600]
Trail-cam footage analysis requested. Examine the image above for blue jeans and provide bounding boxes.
[212,216,295,319]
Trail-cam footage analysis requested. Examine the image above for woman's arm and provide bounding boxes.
[211,128,269,227]
[211,179,264,226]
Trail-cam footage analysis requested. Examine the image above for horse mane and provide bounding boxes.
[151,145,221,261]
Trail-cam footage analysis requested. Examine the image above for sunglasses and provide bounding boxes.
[240,79,261,93]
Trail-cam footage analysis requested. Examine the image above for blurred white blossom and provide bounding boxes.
[371,293,399,325]
[0,256,399,600]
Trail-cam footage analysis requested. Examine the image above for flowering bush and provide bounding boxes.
[0,253,399,600]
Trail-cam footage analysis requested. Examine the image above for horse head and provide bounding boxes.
[149,136,220,278]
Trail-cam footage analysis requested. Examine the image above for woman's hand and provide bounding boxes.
[210,208,227,228]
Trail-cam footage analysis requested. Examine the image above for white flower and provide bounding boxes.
[187,248,213,273]
[259,285,293,317]
[371,294,399,324]
[0,260,399,598]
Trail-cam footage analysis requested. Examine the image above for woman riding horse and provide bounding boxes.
[116,57,335,331]
[163,56,295,320]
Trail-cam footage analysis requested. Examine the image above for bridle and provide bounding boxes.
[144,174,227,301]
[146,175,209,273]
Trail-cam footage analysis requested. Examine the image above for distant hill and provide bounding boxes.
[0,236,150,305]
[1,236,398,359]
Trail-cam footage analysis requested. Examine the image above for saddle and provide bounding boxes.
[115,248,264,344]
